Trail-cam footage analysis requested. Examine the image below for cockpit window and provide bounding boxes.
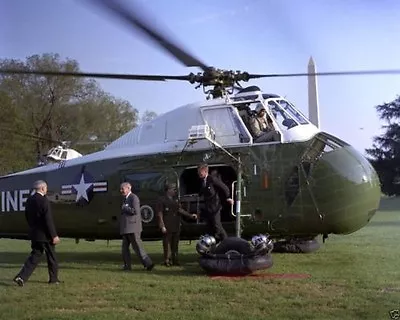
[267,100,297,130]
[202,107,236,137]
[275,100,309,125]
[266,99,309,130]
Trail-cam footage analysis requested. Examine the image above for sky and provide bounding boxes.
[1,0,400,155]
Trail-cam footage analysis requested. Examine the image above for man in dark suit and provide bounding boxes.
[13,180,61,286]
[120,182,154,271]
[197,163,234,242]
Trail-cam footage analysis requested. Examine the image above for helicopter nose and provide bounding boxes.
[307,133,380,234]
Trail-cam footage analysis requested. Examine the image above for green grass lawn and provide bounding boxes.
[1,199,400,320]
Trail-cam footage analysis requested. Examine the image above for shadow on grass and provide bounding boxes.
[368,221,400,227]
[0,251,199,265]
[378,197,400,211]
[0,281,12,287]
[0,251,206,282]
[0,278,54,287]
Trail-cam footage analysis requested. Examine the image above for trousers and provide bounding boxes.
[121,233,152,268]
[204,210,227,242]
[254,130,280,143]
[162,232,180,262]
[16,240,58,283]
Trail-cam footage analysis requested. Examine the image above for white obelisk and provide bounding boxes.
[308,56,320,128]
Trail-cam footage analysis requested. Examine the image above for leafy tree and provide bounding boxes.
[0,91,36,174]
[140,110,158,123]
[0,53,154,175]
[365,96,400,196]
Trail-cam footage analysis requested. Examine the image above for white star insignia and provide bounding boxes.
[72,173,93,202]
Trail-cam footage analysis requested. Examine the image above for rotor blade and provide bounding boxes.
[74,140,110,145]
[89,0,208,70]
[1,128,61,144]
[0,68,190,81]
[248,69,400,79]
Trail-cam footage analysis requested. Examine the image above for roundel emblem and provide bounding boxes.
[140,205,154,223]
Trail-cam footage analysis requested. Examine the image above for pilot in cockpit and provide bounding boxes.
[249,104,280,143]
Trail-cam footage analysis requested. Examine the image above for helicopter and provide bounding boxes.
[0,0,394,253]
[43,139,109,164]
[46,144,83,163]
[0,128,108,166]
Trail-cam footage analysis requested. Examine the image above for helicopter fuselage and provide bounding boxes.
[0,90,381,250]
[0,136,380,241]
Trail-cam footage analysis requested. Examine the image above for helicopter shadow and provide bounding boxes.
[0,277,53,287]
[0,251,204,277]
[377,197,400,211]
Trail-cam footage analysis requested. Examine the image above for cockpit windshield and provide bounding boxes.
[276,100,309,125]
[231,90,315,144]
[266,99,309,130]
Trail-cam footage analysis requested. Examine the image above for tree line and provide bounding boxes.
[366,95,400,196]
[0,53,157,176]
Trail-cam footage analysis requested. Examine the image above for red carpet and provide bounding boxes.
[208,273,311,280]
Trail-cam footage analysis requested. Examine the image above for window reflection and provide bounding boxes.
[276,100,309,125]
[267,100,297,130]
[266,99,309,130]
[202,107,236,137]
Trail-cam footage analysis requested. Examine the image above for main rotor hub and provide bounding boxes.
[187,67,250,98]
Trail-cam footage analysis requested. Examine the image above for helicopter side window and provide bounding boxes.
[228,108,251,143]
[202,107,236,137]
[202,107,244,145]
[239,101,281,143]
[61,151,68,159]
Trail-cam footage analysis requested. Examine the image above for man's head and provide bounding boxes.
[197,163,209,179]
[255,103,266,118]
[120,182,132,196]
[165,183,177,197]
[33,180,47,195]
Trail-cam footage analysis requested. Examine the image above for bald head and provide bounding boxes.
[120,182,132,196]
[197,162,209,179]
[33,180,48,195]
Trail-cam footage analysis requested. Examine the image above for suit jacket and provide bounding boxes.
[25,192,57,242]
[199,175,231,215]
[120,193,142,235]
[155,195,182,233]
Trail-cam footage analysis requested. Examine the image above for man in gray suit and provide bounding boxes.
[119,182,154,271]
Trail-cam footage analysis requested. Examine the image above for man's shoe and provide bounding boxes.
[146,263,155,271]
[163,261,171,267]
[13,276,24,287]
[122,265,132,271]
[48,280,63,285]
